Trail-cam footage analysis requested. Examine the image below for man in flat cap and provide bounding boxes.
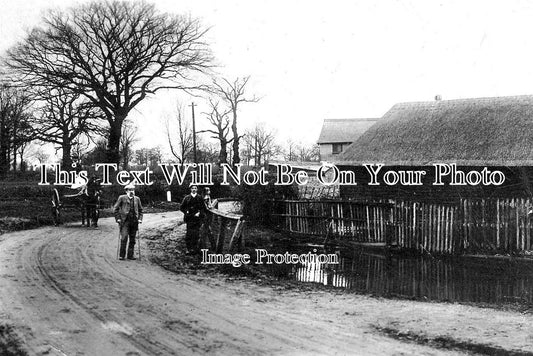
[114,183,143,260]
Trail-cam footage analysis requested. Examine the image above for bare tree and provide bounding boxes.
[284,140,298,161]
[81,139,107,166]
[195,138,218,163]
[135,146,162,169]
[14,122,34,171]
[11,113,34,171]
[0,83,33,174]
[5,1,213,163]
[71,135,92,168]
[166,101,193,163]
[297,143,320,162]
[211,76,259,165]
[120,122,138,170]
[280,141,320,162]
[28,144,50,165]
[31,87,103,168]
[200,100,233,165]
[243,123,277,166]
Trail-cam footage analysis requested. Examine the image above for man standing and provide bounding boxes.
[51,185,62,226]
[180,184,207,255]
[203,187,218,209]
[114,183,143,260]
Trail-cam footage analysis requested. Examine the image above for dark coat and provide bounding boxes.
[180,194,207,223]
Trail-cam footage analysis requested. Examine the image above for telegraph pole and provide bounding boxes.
[189,102,198,164]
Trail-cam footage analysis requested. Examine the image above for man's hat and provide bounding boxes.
[124,183,135,190]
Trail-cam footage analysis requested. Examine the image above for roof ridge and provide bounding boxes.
[324,118,379,122]
[393,94,533,107]
[339,94,533,164]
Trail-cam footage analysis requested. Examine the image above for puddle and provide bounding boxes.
[263,244,533,306]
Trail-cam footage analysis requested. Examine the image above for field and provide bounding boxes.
[0,178,183,234]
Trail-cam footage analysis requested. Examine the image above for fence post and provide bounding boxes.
[216,217,227,253]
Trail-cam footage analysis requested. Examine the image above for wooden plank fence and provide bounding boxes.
[203,208,245,253]
[269,199,392,244]
[269,197,533,255]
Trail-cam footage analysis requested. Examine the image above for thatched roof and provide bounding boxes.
[268,161,323,172]
[337,95,533,166]
[317,118,378,144]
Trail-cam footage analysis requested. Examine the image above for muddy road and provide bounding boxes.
[1,213,532,355]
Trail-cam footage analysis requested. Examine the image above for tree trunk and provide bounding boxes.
[231,116,240,165]
[12,143,17,171]
[62,142,72,169]
[219,140,228,165]
[0,122,9,174]
[107,119,123,164]
[122,151,129,170]
[19,146,26,172]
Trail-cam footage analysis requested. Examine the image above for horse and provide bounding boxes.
[51,177,103,227]
[83,178,102,227]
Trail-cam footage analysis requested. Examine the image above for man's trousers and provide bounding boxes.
[185,220,202,253]
[119,219,138,259]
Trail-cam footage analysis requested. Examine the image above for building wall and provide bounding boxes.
[319,144,333,160]
[336,165,533,202]
[319,142,351,161]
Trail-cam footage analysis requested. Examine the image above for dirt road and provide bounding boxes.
[0,213,532,355]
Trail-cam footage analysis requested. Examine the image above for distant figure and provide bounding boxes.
[114,183,143,260]
[203,187,218,210]
[180,184,207,255]
[51,185,62,226]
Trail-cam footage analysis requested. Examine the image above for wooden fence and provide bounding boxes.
[269,197,533,255]
[269,200,392,244]
[204,208,245,253]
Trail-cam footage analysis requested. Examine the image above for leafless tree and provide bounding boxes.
[195,138,219,163]
[14,129,34,171]
[81,139,108,166]
[135,146,162,170]
[284,140,298,161]
[280,141,320,162]
[211,76,259,165]
[297,143,320,162]
[71,135,92,168]
[120,122,138,170]
[200,99,233,165]
[242,123,277,166]
[29,145,50,165]
[0,83,33,174]
[31,87,103,168]
[166,101,193,163]
[5,1,213,163]
[11,113,34,172]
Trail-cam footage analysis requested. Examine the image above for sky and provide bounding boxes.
[2,0,533,159]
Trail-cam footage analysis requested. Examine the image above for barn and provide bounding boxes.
[323,95,533,254]
[335,95,533,202]
[271,96,533,254]
[317,118,378,161]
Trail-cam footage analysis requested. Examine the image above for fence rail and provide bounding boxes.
[269,200,392,244]
[269,197,533,255]
[203,208,245,253]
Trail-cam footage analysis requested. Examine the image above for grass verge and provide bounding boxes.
[0,323,28,356]
[373,325,531,356]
